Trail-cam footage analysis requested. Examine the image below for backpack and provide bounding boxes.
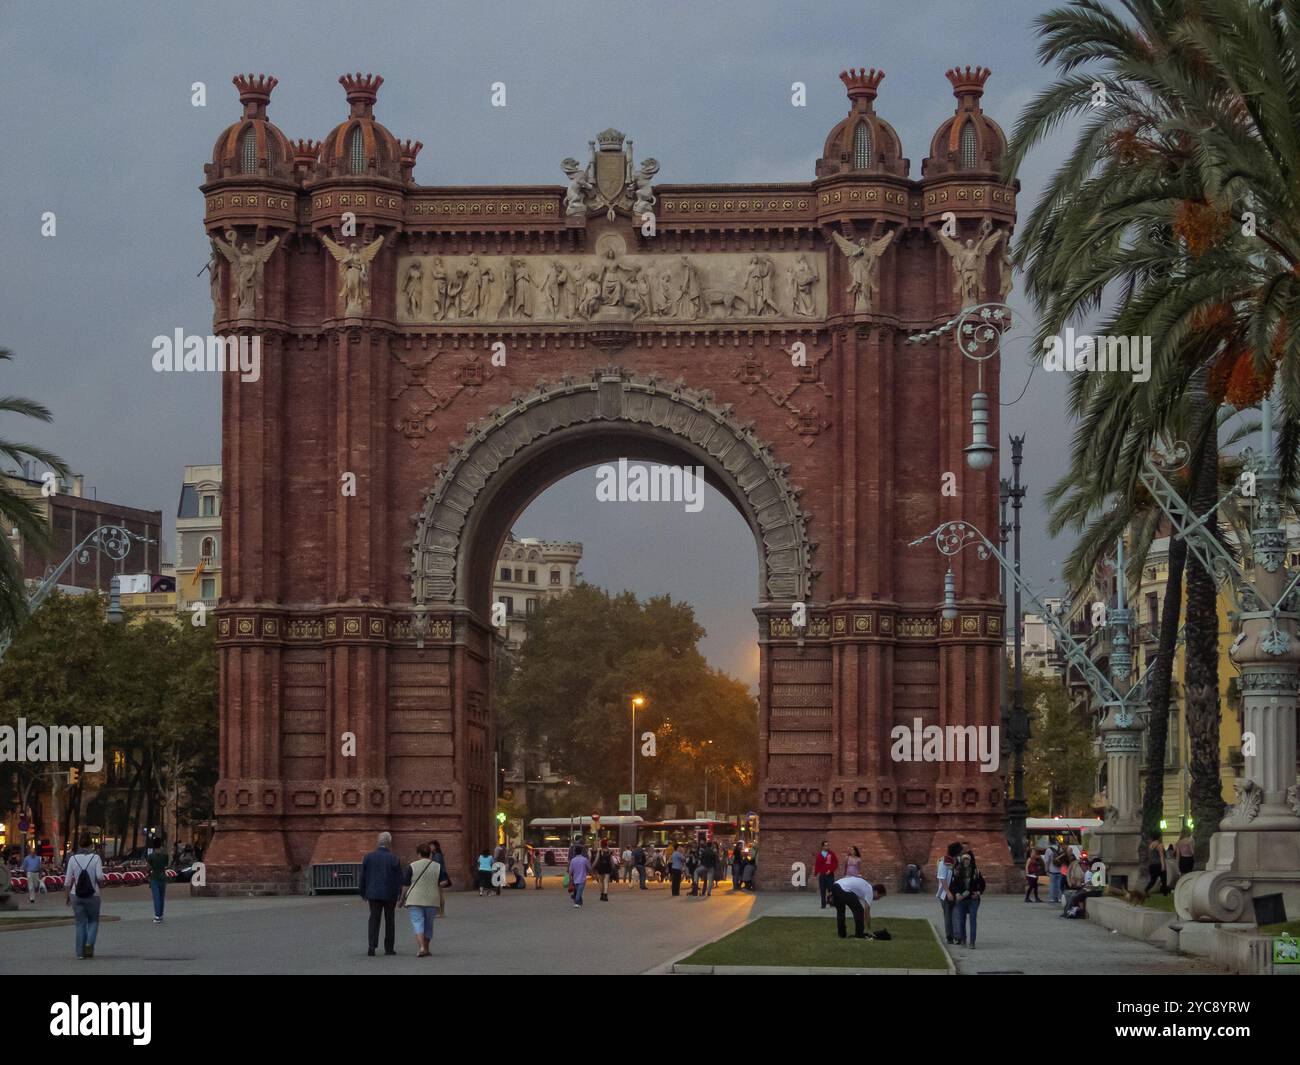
[73,855,96,899]
[872,928,892,940]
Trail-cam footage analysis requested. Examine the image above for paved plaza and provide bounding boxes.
[1,876,1222,975]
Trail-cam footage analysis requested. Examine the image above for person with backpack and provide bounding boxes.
[64,834,105,959]
[950,851,985,948]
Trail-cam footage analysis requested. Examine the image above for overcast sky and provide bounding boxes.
[0,0,1078,686]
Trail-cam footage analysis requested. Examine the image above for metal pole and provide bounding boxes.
[999,478,1012,853]
[630,698,636,815]
[1007,435,1028,861]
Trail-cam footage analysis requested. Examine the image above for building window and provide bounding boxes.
[200,536,216,561]
[1145,592,1158,629]
[514,568,523,582]
[241,127,258,173]
[348,127,366,174]
[499,595,514,616]
[550,569,561,585]
[960,121,978,168]
[201,577,216,600]
[526,598,537,615]
[201,494,216,517]
[527,568,536,584]
[499,566,511,581]
[852,123,872,169]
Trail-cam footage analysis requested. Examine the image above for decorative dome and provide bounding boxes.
[923,66,1006,176]
[318,73,401,181]
[816,68,907,178]
[209,74,294,181]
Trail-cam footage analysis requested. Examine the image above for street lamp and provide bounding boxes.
[907,302,1011,470]
[630,695,645,815]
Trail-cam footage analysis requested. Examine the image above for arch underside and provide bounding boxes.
[409,368,816,615]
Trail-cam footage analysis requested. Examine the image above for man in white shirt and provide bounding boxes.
[831,875,884,938]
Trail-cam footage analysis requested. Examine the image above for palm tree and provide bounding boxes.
[1002,0,1299,858]
[0,347,68,634]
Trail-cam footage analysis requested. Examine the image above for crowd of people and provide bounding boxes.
[564,838,757,906]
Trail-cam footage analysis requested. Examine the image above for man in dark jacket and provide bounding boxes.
[359,831,403,956]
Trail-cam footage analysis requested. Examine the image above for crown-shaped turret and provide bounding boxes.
[207,73,293,181]
[319,72,402,180]
[924,65,1005,176]
[400,139,423,183]
[817,67,906,177]
[839,68,885,110]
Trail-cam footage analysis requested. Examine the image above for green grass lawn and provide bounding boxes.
[680,916,947,970]
[1139,892,1177,912]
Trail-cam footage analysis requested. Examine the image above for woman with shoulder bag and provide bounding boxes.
[1024,848,1042,902]
[400,843,446,958]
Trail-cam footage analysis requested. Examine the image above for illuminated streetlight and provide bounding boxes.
[630,695,645,816]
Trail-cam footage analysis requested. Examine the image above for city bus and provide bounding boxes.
[638,818,741,849]
[526,816,644,864]
[1026,817,1102,858]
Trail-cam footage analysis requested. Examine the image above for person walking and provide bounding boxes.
[669,843,686,896]
[400,843,446,957]
[950,851,985,948]
[1024,848,1043,902]
[21,847,41,904]
[814,840,839,908]
[731,841,745,891]
[830,875,883,939]
[633,843,648,889]
[937,842,960,940]
[844,846,862,879]
[1175,829,1195,877]
[476,848,494,896]
[696,842,718,897]
[431,840,452,889]
[532,846,545,889]
[1144,835,1169,895]
[359,831,404,956]
[568,844,591,907]
[64,834,105,960]
[146,836,169,923]
[593,841,615,901]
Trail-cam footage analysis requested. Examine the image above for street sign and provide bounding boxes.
[634,793,647,811]
[618,794,632,812]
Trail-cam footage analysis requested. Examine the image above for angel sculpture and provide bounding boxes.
[937,220,1004,309]
[830,229,895,314]
[211,229,280,319]
[320,234,386,317]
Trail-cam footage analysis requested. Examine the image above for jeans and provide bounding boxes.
[940,896,955,941]
[407,905,437,937]
[670,869,682,896]
[1144,864,1168,894]
[954,896,980,945]
[635,865,646,888]
[696,868,715,896]
[818,872,834,907]
[73,895,101,957]
[26,873,39,901]
[1049,870,1063,903]
[1025,875,1040,901]
[150,879,166,918]
[573,879,586,905]
[832,883,866,937]
[367,899,397,952]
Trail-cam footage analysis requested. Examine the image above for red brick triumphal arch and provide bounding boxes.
[202,67,1018,891]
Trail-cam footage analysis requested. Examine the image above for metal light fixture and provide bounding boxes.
[942,566,959,620]
[106,574,125,626]
[964,391,995,470]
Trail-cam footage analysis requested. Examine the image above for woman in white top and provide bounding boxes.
[401,843,446,958]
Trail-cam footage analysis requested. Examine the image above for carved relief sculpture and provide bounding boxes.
[937,219,1004,309]
[830,228,895,314]
[211,229,279,318]
[320,233,386,316]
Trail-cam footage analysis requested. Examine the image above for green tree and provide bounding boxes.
[0,347,68,635]
[1023,671,1098,815]
[497,584,757,815]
